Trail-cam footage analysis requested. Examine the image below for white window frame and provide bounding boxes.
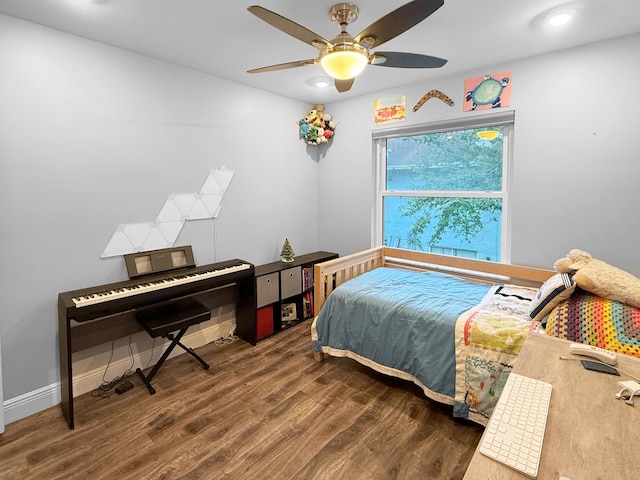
[372,111,515,263]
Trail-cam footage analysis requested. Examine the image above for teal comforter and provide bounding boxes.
[312,267,489,402]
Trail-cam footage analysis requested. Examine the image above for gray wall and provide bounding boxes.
[319,33,640,273]
[0,15,317,409]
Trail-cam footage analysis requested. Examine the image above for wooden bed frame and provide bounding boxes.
[313,246,555,361]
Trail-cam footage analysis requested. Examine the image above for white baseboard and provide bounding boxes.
[2,316,236,427]
[3,382,61,426]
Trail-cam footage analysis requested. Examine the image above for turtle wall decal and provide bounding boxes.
[465,75,510,111]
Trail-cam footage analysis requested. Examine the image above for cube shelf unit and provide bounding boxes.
[239,251,337,345]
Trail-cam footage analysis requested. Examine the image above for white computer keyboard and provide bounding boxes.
[479,373,552,478]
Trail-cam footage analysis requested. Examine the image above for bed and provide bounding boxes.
[311,247,555,426]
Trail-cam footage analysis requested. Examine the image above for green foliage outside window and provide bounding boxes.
[384,126,505,260]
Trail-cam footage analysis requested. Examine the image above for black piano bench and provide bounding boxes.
[135,297,211,395]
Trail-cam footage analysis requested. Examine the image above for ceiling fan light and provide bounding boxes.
[320,45,368,80]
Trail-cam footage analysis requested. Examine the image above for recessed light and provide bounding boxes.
[544,8,577,27]
[66,0,106,7]
[307,77,332,88]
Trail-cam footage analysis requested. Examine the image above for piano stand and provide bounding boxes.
[135,297,212,395]
[136,328,209,395]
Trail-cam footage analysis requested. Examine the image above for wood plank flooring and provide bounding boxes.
[0,322,483,479]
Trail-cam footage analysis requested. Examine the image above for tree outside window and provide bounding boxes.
[377,119,510,262]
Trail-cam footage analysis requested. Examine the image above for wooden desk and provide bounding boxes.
[463,333,640,480]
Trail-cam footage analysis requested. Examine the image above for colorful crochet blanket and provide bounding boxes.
[545,290,640,358]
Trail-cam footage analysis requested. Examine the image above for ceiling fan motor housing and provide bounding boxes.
[329,3,359,26]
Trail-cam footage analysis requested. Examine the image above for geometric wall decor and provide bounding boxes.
[101,167,235,258]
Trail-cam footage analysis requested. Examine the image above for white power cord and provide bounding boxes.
[615,380,640,406]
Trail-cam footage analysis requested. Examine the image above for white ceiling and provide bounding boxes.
[2,0,639,104]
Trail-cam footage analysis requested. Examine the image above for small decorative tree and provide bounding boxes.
[280,238,295,263]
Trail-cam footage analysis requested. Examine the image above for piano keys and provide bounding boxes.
[59,259,253,323]
[69,262,251,309]
[58,255,256,429]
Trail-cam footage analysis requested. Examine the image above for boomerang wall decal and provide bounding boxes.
[101,167,235,258]
[412,89,454,111]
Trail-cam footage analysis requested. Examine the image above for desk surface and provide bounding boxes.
[463,333,640,480]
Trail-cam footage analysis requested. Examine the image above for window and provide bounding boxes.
[373,112,514,262]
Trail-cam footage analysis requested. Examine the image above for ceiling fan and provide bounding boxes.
[247,0,447,93]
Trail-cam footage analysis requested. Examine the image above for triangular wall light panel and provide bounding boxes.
[101,167,235,258]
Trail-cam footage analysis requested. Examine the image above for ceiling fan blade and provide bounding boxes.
[248,6,330,49]
[335,78,355,93]
[247,59,316,74]
[371,52,447,68]
[354,0,444,49]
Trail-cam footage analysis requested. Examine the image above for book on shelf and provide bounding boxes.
[303,291,313,318]
[302,266,313,291]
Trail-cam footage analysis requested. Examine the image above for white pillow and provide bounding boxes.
[528,273,576,322]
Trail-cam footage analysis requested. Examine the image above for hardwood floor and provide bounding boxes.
[0,322,483,479]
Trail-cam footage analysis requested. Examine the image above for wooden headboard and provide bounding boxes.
[313,247,555,315]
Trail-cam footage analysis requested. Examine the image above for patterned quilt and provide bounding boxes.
[453,284,538,425]
[545,289,640,358]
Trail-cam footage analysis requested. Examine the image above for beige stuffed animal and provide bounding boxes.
[554,249,640,308]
